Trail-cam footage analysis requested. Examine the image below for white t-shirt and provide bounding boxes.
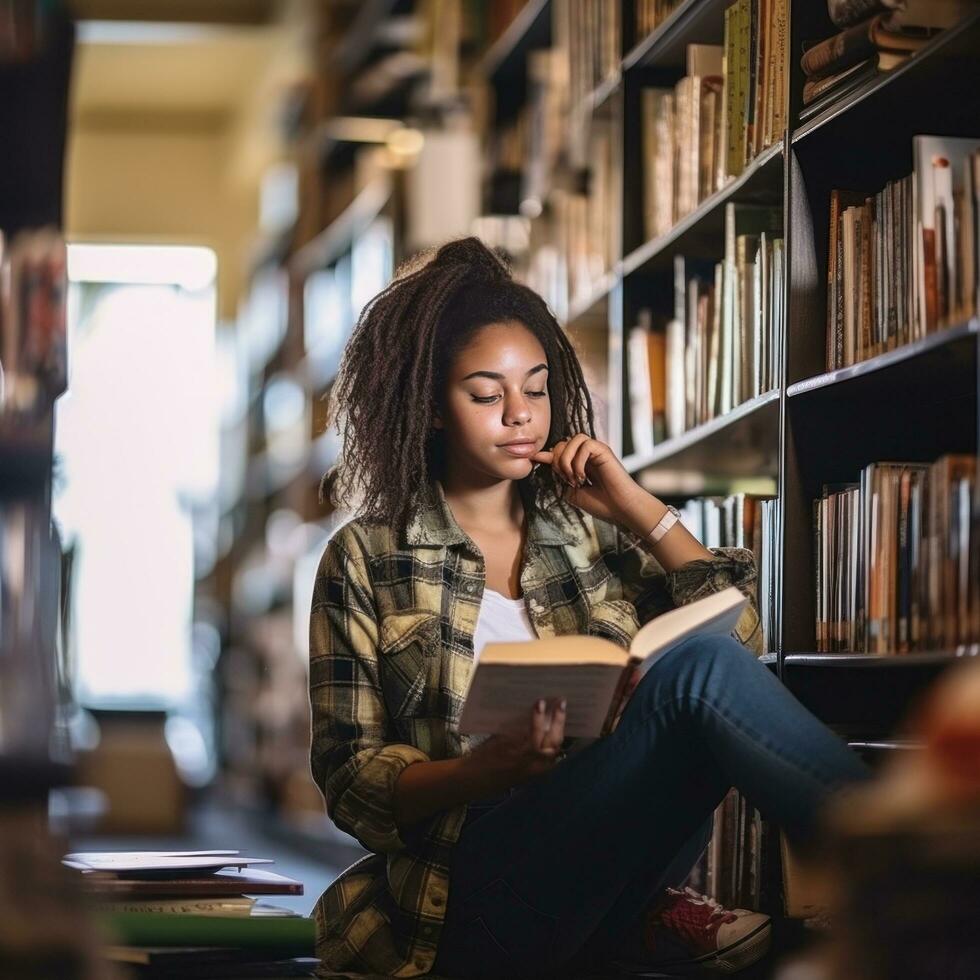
[466,589,537,750]
[472,588,537,664]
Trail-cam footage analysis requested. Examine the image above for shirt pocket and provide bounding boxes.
[378,610,441,720]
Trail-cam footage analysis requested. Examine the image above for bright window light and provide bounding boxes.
[67,244,217,292]
[54,244,219,710]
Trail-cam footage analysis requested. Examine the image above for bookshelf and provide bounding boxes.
[475,0,980,918]
[0,4,74,803]
[216,0,979,917]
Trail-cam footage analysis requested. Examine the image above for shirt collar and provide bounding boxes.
[403,478,580,549]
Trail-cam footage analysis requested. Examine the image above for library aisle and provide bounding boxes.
[1,0,979,978]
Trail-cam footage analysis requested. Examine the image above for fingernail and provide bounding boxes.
[536,699,545,713]
[560,699,567,712]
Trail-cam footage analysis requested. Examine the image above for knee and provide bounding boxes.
[636,632,753,700]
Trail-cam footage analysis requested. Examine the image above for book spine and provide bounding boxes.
[800,18,875,81]
[724,4,739,180]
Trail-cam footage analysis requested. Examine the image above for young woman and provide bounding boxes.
[308,237,873,979]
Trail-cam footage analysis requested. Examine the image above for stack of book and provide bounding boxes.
[800,0,978,115]
[814,454,978,654]
[630,205,783,442]
[825,135,980,370]
[64,850,316,977]
[640,5,787,241]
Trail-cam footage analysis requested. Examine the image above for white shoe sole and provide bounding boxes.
[612,918,772,976]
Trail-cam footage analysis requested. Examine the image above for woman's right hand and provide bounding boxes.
[463,697,567,793]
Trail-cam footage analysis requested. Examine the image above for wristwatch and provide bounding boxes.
[646,504,680,544]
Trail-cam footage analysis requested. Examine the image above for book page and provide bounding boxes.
[629,586,749,676]
[458,662,624,738]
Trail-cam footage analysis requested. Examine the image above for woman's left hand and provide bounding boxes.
[531,434,643,525]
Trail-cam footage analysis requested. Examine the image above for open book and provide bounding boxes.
[458,586,748,739]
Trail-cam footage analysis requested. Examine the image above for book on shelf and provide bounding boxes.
[814,455,978,654]
[686,788,766,912]
[655,208,782,438]
[639,5,787,243]
[626,308,667,455]
[458,586,749,739]
[562,0,620,114]
[824,136,980,370]
[636,0,684,39]
[801,1,979,108]
[679,493,779,654]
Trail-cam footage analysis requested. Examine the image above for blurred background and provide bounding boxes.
[1,0,979,977]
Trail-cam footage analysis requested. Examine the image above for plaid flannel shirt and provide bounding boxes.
[309,480,762,977]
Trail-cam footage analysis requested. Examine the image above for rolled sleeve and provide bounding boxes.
[615,526,763,656]
[308,529,431,854]
[664,546,763,655]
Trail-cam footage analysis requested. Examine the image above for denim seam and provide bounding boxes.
[623,692,840,794]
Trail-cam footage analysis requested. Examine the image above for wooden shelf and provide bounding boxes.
[564,271,619,326]
[621,143,782,278]
[792,11,980,145]
[623,388,780,486]
[478,0,551,87]
[787,319,979,398]
[623,0,729,72]
[783,650,978,668]
[575,70,621,118]
[291,176,392,278]
[847,739,923,752]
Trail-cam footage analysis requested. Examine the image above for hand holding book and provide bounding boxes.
[461,698,568,793]
[458,587,749,740]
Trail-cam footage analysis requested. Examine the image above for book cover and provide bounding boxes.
[457,587,749,738]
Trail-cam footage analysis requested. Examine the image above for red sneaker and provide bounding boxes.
[611,885,771,975]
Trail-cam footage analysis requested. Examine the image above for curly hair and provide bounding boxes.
[322,236,596,532]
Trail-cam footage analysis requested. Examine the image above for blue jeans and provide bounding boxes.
[431,634,874,979]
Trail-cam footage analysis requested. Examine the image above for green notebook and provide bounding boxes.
[98,911,315,955]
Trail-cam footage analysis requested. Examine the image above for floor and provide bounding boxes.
[69,794,821,979]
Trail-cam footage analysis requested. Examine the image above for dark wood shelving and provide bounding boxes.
[623,388,780,484]
[621,143,782,278]
[791,11,980,146]
[291,175,392,278]
[622,0,729,72]
[847,739,923,752]
[787,320,979,397]
[564,271,619,326]
[576,70,622,118]
[478,0,551,89]
[784,651,978,668]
